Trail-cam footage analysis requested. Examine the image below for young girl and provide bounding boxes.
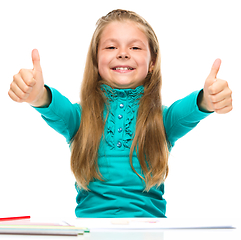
[9,9,232,218]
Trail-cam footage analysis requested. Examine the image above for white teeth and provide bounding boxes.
[113,67,134,70]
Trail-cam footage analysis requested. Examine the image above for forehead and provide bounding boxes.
[99,21,148,45]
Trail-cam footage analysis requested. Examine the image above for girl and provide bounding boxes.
[9,9,232,218]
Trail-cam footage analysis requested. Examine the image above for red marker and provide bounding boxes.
[0,216,30,222]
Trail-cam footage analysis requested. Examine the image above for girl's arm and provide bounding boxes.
[32,86,81,144]
[163,90,212,148]
[9,49,80,143]
[163,59,232,148]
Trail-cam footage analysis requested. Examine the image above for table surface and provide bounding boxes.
[0,218,240,240]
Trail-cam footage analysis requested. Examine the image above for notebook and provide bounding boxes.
[0,217,89,236]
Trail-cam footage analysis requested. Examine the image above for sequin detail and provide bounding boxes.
[101,84,144,149]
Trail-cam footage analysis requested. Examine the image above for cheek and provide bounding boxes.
[138,52,151,69]
[97,55,108,77]
[139,58,151,77]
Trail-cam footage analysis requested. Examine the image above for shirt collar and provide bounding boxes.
[100,84,144,101]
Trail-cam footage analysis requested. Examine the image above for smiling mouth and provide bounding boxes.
[111,67,135,71]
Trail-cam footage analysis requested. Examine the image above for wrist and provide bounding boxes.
[197,89,214,113]
[30,86,51,108]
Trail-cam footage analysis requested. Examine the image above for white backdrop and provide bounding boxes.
[1,0,240,219]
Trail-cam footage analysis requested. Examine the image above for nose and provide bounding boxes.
[117,49,130,59]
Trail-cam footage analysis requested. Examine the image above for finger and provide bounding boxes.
[13,74,34,94]
[212,97,232,111]
[9,81,29,102]
[215,105,233,114]
[18,69,36,87]
[208,85,232,103]
[207,58,221,81]
[32,49,42,72]
[208,79,229,95]
[8,89,23,102]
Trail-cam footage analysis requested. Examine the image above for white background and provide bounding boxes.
[0,0,240,219]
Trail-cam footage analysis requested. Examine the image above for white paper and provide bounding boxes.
[71,218,239,231]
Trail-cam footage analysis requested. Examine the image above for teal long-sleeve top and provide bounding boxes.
[33,84,212,218]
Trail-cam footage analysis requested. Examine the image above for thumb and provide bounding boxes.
[32,49,42,73]
[206,58,221,85]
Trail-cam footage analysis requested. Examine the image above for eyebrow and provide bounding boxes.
[102,38,146,46]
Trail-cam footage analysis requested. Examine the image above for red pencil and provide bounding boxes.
[0,216,31,222]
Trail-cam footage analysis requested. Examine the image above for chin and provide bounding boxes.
[111,80,140,89]
[114,83,136,89]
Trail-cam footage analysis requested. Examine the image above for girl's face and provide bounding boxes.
[98,21,153,89]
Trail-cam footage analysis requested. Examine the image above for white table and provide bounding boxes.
[0,218,240,240]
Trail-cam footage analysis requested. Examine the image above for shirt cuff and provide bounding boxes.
[197,89,215,114]
[193,89,214,120]
[31,85,60,120]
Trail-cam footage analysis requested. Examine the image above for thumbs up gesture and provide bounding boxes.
[200,59,233,114]
[9,49,49,107]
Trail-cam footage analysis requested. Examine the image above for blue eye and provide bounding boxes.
[131,47,141,50]
[106,46,116,49]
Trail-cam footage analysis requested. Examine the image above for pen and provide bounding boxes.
[0,216,31,222]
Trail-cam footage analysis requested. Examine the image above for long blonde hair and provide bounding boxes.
[71,9,169,191]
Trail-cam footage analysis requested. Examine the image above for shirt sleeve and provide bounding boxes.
[32,85,81,144]
[163,89,213,149]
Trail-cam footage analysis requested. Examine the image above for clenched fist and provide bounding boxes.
[199,59,233,114]
[8,49,49,107]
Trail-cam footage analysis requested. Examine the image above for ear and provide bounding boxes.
[149,60,155,72]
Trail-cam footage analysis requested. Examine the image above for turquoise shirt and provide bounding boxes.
[34,85,212,218]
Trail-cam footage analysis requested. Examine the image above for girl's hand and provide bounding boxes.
[200,59,233,114]
[8,49,49,107]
